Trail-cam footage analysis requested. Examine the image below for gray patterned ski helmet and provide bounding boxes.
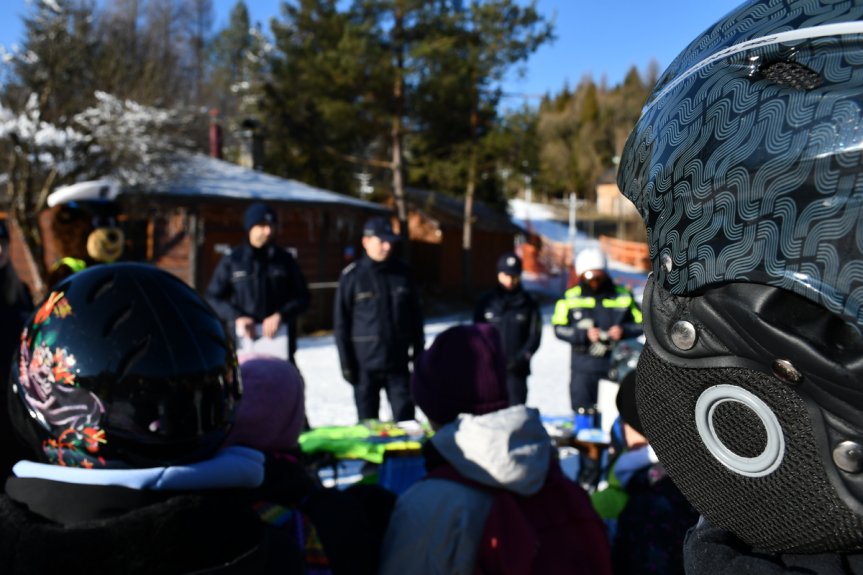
[618,0,863,554]
[619,0,863,332]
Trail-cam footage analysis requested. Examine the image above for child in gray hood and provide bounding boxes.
[379,324,611,575]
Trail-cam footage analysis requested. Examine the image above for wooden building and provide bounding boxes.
[398,187,525,297]
[7,155,388,332]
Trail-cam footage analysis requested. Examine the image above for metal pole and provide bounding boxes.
[569,192,577,272]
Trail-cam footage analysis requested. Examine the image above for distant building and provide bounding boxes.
[396,187,526,296]
[595,169,640,218]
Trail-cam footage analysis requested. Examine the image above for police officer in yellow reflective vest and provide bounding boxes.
[552,248,643,413]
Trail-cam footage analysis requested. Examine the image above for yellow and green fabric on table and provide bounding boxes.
[299,421,430,465]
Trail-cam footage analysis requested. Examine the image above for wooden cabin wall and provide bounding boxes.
[437,227,516,296]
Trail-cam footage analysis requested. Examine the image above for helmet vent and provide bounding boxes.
[87,273,116,303]
[762,61,822,90]
[103,304,133,337]
[116,335,151,379]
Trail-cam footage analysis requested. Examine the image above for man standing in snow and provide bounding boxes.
[552,248,642,414]
[473,252,542,405]
[334,216,424,422]
[206,202,310,364]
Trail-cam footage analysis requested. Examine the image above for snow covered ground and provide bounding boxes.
[297,304,574,428]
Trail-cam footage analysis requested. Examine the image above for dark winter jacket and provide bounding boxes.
[246,452,396,575]
[206,241,310,359]
[612,462,699,575]
[551,278,642,371]
[473,284,542,376]
[334,255,424,380]
[684,518,863,574]
[0,266,33,482]
[0,264,32,383]
[0,455,395,575]
[0,477,271,574]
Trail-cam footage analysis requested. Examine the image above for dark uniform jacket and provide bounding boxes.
[334,255,424,380]
[0,477,269,574]
[206,242,310,358]
[551,279,642,371]
[473,285,542,376]
[0,457,395,575]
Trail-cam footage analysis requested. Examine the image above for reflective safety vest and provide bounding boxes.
[551,284,643,326]
[52,257,87,274]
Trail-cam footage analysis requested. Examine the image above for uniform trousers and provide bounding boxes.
[354,369,415,422]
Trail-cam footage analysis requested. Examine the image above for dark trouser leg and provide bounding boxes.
[384,370,415,422]
[354,370,383,421]
[569,365,605,412]
[287,320,297,365]
[506,372,528,405]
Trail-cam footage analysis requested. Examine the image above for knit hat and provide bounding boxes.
[244,202,277,233]
[225,353,305,452]
[496,252,522,276]
[411,324,509,424]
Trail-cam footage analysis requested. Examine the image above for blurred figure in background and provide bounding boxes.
[227,353,396,575]
[591,371,698,575]
[207,201,310,364]
[0,219,33,482]
[552,248,642,414]
[380,324,611,575]
[334,216,424,422]
[474,251,542,405]
[0,220,32,387]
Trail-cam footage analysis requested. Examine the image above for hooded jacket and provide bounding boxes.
[378,405,551,574]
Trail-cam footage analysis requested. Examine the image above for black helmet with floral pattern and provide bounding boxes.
[9,263,241,469]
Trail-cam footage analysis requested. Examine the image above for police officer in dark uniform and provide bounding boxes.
[206,202,310,363]
[552,248,642,413]
[334,216,424,422]
[473,252,542,405]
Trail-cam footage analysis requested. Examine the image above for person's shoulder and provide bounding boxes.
[224,243,249,260]
[339,261,359,278]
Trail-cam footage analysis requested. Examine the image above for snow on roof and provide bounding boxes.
[146,154,386,211]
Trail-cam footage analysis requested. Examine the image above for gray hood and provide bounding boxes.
[430,405,551,496]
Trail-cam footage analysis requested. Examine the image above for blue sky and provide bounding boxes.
[0,0,744,103]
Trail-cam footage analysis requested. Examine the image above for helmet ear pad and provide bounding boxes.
[637,277,863,553]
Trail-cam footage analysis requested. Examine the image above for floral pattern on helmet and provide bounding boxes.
[18,291,107,468]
